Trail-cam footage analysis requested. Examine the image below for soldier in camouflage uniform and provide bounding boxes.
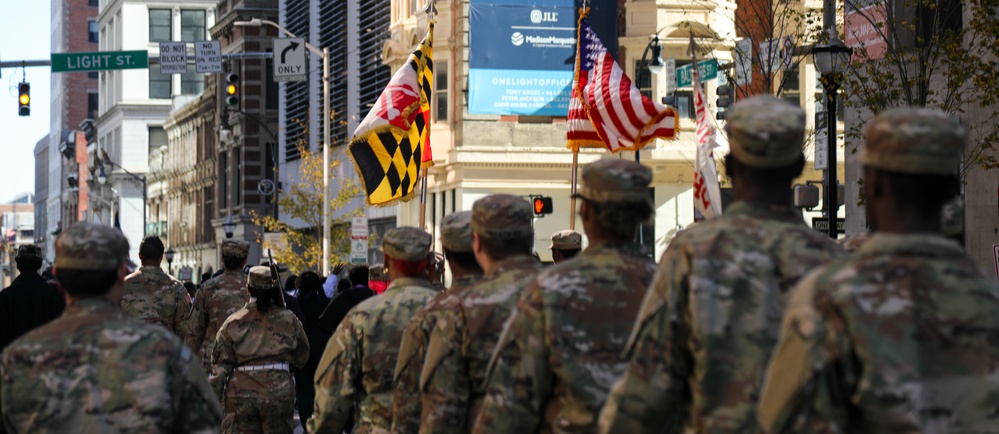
[548,229,582,263]
[391,211,485,433]
[418,195,541,434]
[0,223,221,433]
[121,235,191,338]
[757,108,999,434]
[471,160,657,434]
[211,266,309,434]
[308,227,437,434]
[596,96,842,434]
[187,239,251,372]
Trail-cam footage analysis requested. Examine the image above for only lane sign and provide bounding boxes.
[273,38,307,82]
[52,50,148,73]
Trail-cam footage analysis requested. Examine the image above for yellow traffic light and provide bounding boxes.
[17,82,30,116]
[18,94,29,105]
[226,84,237,95]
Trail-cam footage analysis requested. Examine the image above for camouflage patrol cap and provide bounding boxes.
[220,239,250,259]
[471,194,534,239]
[440,211,474,253]
[54,223,129,270]
[247,265,277,289]
[725,95,806,168]
[548,230,582,250]
[15,244,42,260]
[382,227,432,261]
[369,264,389,281]
[862,107,966,175]
[573,159,652,203]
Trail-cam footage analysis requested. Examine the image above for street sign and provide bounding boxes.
[735,38,752,86]
[664,58,677,94]
[159,42,188,74]
[273,38,307,82]
[759,39,780,74]
[180,266,193,281]
[195,40,223,73]
[676,59,718,88]
[51,50,148,73]
[812,217,845,234]
[257,179,276,196]
[350,216,369,264]
[814,123,829,170]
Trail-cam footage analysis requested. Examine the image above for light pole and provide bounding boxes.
[98,158,147,236]
[812,28,852,239]
[165,247,176,274]
[632,35,664,254]
[222,215,236,239]
[234,17,332,276]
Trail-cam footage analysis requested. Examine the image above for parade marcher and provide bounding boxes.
[548,229,582,263]
[187,239,251,371]
[0,223,221,432]
[309,227,437,434]
[419,195,543,434]
[0,244,65,351]
[211,266,310,434]
[293,270,331,433]
[597,96,843,434]
[121,235,191,338]
[757,108,999,434]
[473,160,658,434]
[391,211,485,433]
[317,263,376,335]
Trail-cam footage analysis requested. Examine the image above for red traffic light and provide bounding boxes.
[533,197,553,215]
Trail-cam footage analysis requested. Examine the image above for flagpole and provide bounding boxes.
[569,149,578,230]
[420,1,436,230]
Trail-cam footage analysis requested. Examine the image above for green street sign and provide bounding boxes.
[676,59,719,88]
[51,50,149,73]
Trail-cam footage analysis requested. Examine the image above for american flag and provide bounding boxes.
[690,36,722,219]
[567,18,678,152]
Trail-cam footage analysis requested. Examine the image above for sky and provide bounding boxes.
[0,0,51,204]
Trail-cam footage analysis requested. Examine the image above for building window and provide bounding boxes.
[435,60,447,122]
[87,92,98,120]
[181,71,203,95]
[88,20,99,43]
[634,60,652,98]
[781,66,801,106]
[88,71,98,79]
[233,147,242,205]
[410,0,421,16]
[149,9,171,42]
[181,10,206,41]
[219,152,228,208]
[149,67,171,98]
[149,126,168,154]
[89,0,98,6]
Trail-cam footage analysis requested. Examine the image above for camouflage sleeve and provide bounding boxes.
[471,283,550,434]
[598,242,690,434]
[172,282,191,339]
[209,323,235,400]
[757,270,854,434]
[184,289,207,354]
[171,344,223,434]
[307,312,361,434]
[419,308,471,434]
[391,314,428,434]
[290,316,310,369]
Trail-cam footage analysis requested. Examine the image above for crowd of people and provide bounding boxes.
[0,97,996,434]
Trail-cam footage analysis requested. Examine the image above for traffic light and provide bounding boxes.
[17,82,30,116]
[533,196,553,216]
[661,94,676,107]
[716,85,733,120]
[225,73,239,106]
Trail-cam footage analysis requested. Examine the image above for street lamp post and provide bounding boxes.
[165,247,176,274]
[98,159,147,235]
[234,17,332,276]
[222,215,236,239]
[632,36,664,253]
[812,29,853,239]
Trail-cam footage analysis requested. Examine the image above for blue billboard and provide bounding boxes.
[468,0,577,115]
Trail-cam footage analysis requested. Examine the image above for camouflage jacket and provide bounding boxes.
[598,202,843,434]
[757,234,999,434]
[121,265,192,337]
[308,277,437,434]
[0,297,222,433]
[209,300,310,400]
[391,273,483,434]
[186,270,248,371]
[473,242,656,434]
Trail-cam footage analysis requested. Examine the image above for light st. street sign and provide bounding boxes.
[195,40,223,73]
[51,50,149,73]
[676,58,718,88]
[159,42,188,74]
[273,38,307,82]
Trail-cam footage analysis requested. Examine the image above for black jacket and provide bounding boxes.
[318,285,376,335]
[0,273,66,350]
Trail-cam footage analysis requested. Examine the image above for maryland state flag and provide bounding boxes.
[349,23,434,206]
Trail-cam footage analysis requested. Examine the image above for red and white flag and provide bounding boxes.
[567,17,678,151]
[690,35,723,219]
